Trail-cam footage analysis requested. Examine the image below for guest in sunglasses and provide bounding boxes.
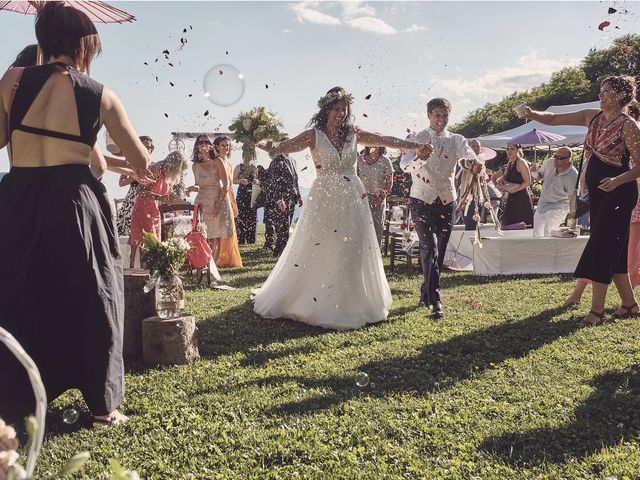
[530,146,578,237]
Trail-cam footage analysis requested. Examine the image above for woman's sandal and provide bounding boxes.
[579,310,607,328]
[92,410,129,427]
[611,303,639,319]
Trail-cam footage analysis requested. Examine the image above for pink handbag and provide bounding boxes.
[185,203,212,269]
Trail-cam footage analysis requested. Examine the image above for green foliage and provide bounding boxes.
[140,232,189,278]
[453,34,640,138]
[33,239,640,479]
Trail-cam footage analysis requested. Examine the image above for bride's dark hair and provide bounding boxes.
[308,86,354,144]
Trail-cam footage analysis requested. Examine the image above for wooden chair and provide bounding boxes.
[388,207,421,274]
[382,196,407,256]
[159,203,213,285]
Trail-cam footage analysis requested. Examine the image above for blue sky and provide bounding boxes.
[1,1,637,199]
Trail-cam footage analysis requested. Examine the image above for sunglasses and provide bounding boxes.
[553,155,571,160]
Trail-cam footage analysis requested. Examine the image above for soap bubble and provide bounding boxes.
[62,408,79,424]
[203,64,245,107]
[354,371,369,387]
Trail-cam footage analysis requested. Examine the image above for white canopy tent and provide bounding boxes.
[474,101,599,149]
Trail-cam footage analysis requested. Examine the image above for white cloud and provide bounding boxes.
[291,3,342,26]
[432,50,579,101]
[341,1,376,18]
[281,28,292,34]
[346,16,397,34]
[290,1,400,34]
[405,24,426,33]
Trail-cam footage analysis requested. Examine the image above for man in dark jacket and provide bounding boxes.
[265,152,302,256]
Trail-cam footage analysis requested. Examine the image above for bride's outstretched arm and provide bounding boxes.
[258,129,315,156]
[356,129,433,158]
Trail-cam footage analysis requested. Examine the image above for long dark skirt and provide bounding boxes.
[501,189,534,226]
[236,184,257,244]
[0,165,124,423]
[575,154,638,284]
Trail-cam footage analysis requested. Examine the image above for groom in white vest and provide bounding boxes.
[400,98,477,319]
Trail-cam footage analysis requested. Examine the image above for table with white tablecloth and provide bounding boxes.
[443,225,530,271]
[472,235,589,276]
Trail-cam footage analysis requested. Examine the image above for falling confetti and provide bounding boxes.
[225,50,229,55]
[362,113,368,118]
[170,82,174,87]
[313,297,317,302]
[219,69,224,75]
[360,192,368,199]
[168,62,174,67]
[608,7,617,14]
[598,21,611,30]
[188,94,193,97]
[204,110,210,116]
[294,264,299,267]
[365,94,371,100]
[265,84,269,89]
[162,49,170,55]
[301,166,308,171]
[164,113,168,118]
[143,62,148,65]
[343,176,351,181]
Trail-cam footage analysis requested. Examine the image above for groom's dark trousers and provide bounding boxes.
[410,197,454,306]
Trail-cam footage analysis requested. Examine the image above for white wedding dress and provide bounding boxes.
[253,128,392,329]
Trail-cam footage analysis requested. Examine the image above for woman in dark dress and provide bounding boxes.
[492,143,534,227]
[0,3,150,425]
[524,76,640,327]
[232,163,257,244]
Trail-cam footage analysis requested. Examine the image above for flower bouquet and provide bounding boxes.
[141,233,190,278]
[228,107,287,168]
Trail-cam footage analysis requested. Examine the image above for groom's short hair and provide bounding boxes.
[427,98,451,114]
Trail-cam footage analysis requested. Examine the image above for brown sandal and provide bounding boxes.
[611,303,639,319]
[579,310,606,328]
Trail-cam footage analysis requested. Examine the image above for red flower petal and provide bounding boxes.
[598,21,611,31]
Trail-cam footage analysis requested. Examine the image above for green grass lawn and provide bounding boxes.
[34,241,640,479]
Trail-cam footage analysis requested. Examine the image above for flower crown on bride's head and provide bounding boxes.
[317,89,354,109]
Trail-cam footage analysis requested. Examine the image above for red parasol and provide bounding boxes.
[0,1,135,23]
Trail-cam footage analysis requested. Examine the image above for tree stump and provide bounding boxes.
[123,268,155,361]
[142,314,200,366]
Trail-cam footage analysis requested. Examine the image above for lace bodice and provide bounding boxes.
[311,128,357,176]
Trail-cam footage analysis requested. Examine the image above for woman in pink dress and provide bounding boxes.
[129,150,187,267]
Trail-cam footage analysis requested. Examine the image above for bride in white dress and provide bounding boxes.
[253,87,432,330]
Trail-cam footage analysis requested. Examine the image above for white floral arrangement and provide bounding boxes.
[228,107,286,167]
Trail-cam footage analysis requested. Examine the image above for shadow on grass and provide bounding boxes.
[479,365,640,466]
[196,300,327,360]
[250,305,575,416]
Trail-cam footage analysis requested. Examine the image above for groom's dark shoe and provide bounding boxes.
[430,302,444,319]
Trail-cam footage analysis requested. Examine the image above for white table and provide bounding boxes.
[444,224,530,271]
[472,235,589,276]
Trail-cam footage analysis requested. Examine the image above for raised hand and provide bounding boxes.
[416,143,433,160]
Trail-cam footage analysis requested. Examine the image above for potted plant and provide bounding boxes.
[141,232,190,318]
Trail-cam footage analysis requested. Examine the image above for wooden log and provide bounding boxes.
[142,314,200,366]
[123,268,155,361]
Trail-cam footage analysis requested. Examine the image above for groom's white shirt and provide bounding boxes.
[400,127,476,205]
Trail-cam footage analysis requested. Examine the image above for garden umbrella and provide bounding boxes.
[508,128,567,162]
[0,1,136,23]
[508,128,566,146]
[478,146,497,161]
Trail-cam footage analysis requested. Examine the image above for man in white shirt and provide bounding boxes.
[530,146,578,237]
[400,98,477,318]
